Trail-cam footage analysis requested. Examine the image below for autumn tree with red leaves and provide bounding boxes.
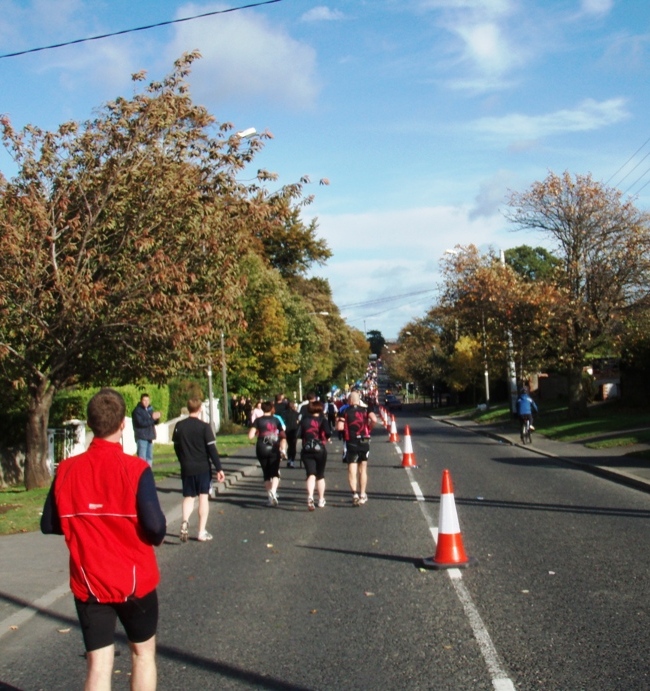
[0,53,319,488]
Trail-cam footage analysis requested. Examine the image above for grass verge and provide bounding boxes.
[0,432,251,536]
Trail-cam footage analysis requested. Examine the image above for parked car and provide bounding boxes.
[384,394,403,411]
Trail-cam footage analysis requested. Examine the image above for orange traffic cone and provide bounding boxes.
[388,415,399,442]
[422,469,476,569]
[401,425,417,467]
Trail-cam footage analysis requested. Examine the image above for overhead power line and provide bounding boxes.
[0,0,283,60]
[339,289,436,311]
[605,135,650,187]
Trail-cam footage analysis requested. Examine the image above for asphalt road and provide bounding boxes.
[2,412,650,690]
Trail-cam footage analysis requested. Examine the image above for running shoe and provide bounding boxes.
[287,460,295,468]
[197,531,213,542]
[180,521,189,543]
[352,493,360,506]
[359,494,368,505]
[268,491,279,507]
[317,498,326,508]
[307,496,315,511]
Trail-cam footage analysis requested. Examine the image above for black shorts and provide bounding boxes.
[74,589,158,652]
[344,440,370,464]
[181,471,211,497]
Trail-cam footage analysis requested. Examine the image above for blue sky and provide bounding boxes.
[1,0,649,338]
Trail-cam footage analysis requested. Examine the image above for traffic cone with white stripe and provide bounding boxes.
[401,425,417,467]
[422,469,476,569]
[388,415,399,442]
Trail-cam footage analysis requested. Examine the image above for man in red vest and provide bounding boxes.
[41,388,166,690]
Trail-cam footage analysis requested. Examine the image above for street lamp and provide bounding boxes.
[207,342,215,432]
[221,332,229,425]
[208,127,255,426]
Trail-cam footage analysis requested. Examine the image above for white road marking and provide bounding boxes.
[405,466,516,691]
[0,505,184,641]
[0,582,70,640]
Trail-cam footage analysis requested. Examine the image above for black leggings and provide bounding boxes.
[256,445,281,481]
[301,448,327,480]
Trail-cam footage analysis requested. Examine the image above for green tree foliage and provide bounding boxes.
[504,245,561,282]
[168,378,205,418]
[0,53,317,488]
[226,253,303,397]
[367,330,386,356]
[257,207,331,279]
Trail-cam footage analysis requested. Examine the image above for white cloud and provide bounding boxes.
[166,3,320,109]
[472,98,630,143]
[301,6,345,22]
[313,204,508,337]
[469,170,516,219]
[580,0,613,16]
[418,0,529,93]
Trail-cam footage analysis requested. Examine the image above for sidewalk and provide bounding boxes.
[436,415,650,494]
[0,444,262,642]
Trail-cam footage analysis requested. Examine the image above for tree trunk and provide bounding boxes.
[24,380,56,490]
[567,363,587,418]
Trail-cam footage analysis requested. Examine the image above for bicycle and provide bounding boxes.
[520,416,532,445]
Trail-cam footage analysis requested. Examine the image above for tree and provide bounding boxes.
[507,171,650,415]
[367,330,386,356]
[504,245,561,282]
[447,336,483,398]
[225,253,304,397]
[257,207,331,279]
[390,319,444,403]
[0,53,316,488]
[439,245,557,398]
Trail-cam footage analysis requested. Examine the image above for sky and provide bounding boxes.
[1,0,650,338]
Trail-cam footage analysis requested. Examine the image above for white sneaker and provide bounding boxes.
[268,491,279,507]
[352,493,360,506]
[317,498,326,508]
[359,494,368,505]
[197,531,213,542]
[307,496,315,511]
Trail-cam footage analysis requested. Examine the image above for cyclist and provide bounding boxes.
[516,388,538,439]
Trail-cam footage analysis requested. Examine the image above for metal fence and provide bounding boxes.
[47,421,85,475]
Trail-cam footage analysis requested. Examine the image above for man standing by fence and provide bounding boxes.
[132,393,161,467]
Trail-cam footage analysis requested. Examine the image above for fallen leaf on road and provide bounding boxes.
[364,591,375,597]
[310,609,318,614]
[266,543,273,548]
[9,625,18,630]
[57,628,71,634]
